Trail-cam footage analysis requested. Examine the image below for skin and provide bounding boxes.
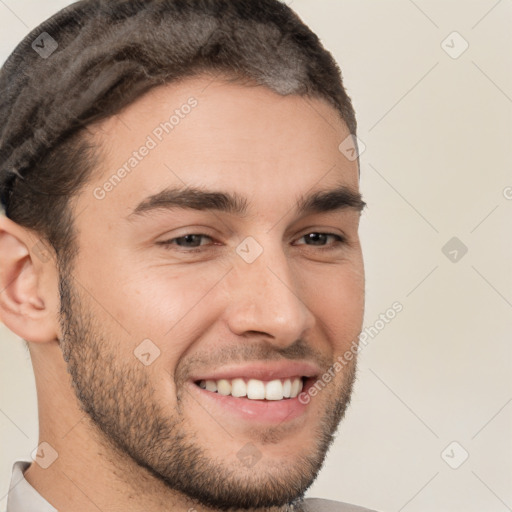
[0,75,365,512]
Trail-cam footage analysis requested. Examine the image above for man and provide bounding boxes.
[0,0,376,511]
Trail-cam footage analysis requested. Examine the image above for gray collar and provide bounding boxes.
[6,460,57,512]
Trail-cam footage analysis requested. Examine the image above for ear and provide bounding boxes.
[0,214,60,343]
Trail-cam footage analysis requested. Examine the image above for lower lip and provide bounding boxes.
[187,381,312,424]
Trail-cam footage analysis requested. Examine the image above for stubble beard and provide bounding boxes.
[57,269,358,511]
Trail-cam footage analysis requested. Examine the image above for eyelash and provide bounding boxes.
[157,232,347,253]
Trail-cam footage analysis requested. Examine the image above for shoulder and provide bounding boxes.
[302,497,379,512]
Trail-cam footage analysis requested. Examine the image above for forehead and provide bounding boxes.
[79,75,358,219]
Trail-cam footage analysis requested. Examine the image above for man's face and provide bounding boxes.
[59,76,365,509]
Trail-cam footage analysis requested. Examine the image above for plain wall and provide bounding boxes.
[0,1,511,511]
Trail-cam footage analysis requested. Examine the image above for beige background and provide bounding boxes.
[1,1,511,511]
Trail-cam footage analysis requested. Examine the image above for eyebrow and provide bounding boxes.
[127,184,366,220]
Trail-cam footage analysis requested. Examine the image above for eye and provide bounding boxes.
[158,234,215,250]
[294,232,346,247]
[156,231,347,253]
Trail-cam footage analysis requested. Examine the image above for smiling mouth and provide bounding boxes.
[194,377,307,401]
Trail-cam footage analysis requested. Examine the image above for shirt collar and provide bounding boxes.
[6,460,58,512]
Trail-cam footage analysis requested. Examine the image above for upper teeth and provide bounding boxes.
[198,377,304,400]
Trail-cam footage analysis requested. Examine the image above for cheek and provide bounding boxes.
[88,264,229,361]
[303,263,365,349]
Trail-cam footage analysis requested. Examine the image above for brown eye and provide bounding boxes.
[295,232,346,247]
[158,234,214,250]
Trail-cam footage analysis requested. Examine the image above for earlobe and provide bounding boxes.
[0,215,59,344]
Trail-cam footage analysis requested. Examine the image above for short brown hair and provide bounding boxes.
[0,0,357,266]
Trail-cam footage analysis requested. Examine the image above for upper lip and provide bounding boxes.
[189,361,321,383]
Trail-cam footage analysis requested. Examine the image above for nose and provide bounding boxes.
[223,241,316,348]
